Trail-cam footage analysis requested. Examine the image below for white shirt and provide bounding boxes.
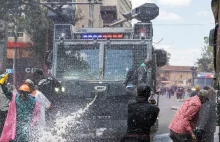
[33,90,51,127]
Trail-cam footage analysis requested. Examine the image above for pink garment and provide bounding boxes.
[169,95,202,134]
[31,102,40,127]
[0,93,40,142]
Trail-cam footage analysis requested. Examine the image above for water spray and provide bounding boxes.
[38,93,99,142]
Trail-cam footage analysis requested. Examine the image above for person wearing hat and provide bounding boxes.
[169,89,209,142]
[124,59,152,97]
[190,86,200,97]
[0,83,40,142]
[124,58,152,87]
[195,88,217,142]
[24,79,51,141]
[121,83,160,142]
[25,79,51,127]
[136,58,152,85]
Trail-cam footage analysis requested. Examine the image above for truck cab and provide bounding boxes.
[44,3,167,141]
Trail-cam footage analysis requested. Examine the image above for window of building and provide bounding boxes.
[89,4,94,20]
[8,32,14,37]
[17,33,24,37]
[8,32,24,38]
[88,20,93,27]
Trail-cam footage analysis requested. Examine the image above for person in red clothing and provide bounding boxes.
[169,89,209,142]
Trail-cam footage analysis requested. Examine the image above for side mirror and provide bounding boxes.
[209,28,215,46]
[155,49,167,67]
[45,50,53,66]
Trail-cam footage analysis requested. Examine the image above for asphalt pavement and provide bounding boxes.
[153,94,219,142]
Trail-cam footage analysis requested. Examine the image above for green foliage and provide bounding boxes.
[0,0,84,64]
[23,1,53,55]
[158,49,171,65]
[0,0,53,65]
[156,49,171,85]
[197,37,214,72]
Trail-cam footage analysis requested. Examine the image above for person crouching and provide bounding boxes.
[169,89,209,142]
[121,83,160,142]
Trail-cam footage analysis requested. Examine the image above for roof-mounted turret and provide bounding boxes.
[109,3,159,27]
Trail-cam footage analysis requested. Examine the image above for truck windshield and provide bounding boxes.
[193,78,213,88]
[104,44,147,81]
[56,44,148,81]
[56,44,99,80]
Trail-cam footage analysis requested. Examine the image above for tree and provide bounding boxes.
[166,51,171,65]
[0,0,85,67]
[0,0,53,66]
[197,37,214,72]
[156,49,171,86]
[23,1,53,63]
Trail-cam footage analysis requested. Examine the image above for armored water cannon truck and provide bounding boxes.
[44,2,167,141]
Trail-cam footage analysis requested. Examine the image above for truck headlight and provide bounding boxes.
[61,87,65,92]
[55,88,59,92]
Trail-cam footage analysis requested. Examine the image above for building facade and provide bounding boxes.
[42,0,132,28]
[101,0,132,27]
[75,0,103,28]
[160,66,193,86]
[42,0,103,28]
[4,0,133,85]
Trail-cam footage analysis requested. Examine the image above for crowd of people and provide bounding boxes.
[0,69,60,142]
[0,57,218,142]
[123,58,217,142]
[159,86,192,100]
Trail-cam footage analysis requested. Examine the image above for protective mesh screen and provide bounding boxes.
[56,44,99,80]
[104,44,148,81]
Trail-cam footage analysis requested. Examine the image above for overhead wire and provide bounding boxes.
[153,23,215,26]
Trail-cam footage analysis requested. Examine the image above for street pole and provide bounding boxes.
[12,28,17,86]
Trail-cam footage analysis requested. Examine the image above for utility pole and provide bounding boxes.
[12,26,17,86]
[0,20,7,74]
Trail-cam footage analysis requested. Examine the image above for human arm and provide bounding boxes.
[38,92,51,109]
[1,84,13,100]
[149,106,160,126]
[124,68,135,86]
[189,130,197,142]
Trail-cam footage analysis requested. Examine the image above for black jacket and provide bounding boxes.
[124,64,149,86]
[34,76,61,103]
[127,100,159,136]
[124,67,138,86]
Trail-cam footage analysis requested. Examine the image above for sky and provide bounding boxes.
[130,0,214,66]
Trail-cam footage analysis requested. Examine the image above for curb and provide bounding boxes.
[171,106,179,110]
